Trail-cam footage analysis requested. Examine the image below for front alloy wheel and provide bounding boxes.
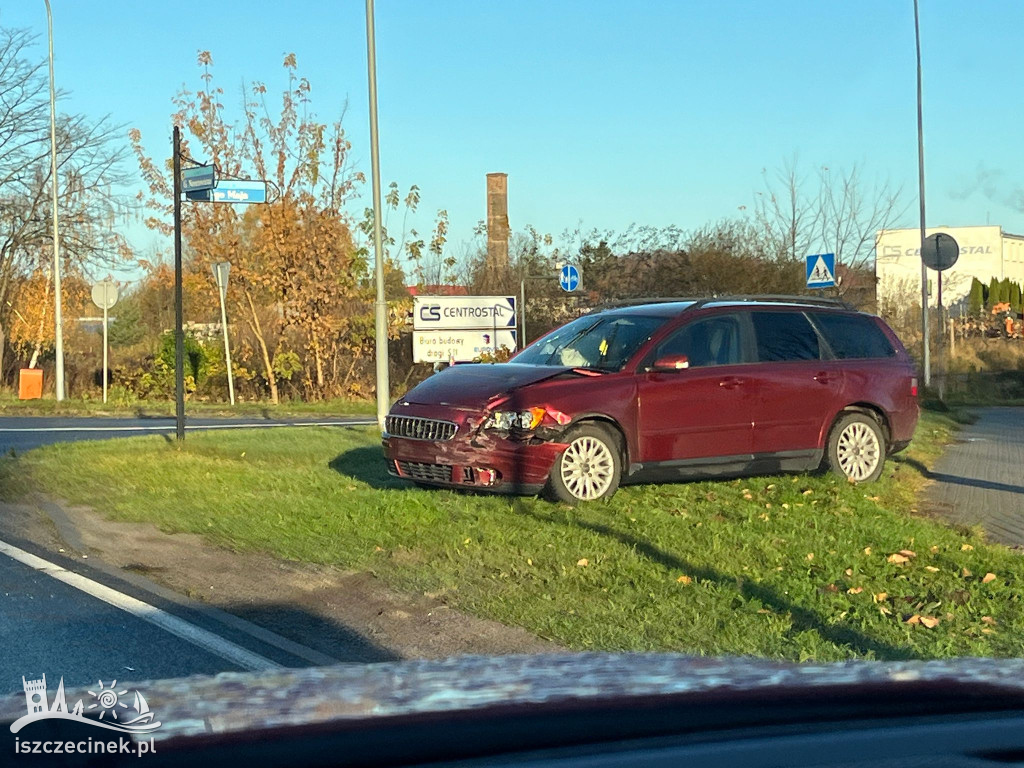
[827,412,885,483]
[546,423,622,503]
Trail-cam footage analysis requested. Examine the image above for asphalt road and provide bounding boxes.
[0,415,377,453]
[0,552,245,696]
[924,407,1024,548]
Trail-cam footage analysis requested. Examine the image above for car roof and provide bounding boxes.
[596,296,863,318]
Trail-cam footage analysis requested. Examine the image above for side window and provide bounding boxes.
[654,314,743,368]
[751,311,820,362]
[809,312,897,359]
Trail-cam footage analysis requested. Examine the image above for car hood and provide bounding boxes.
[399,363,573,408]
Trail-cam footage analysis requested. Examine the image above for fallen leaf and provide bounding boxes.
[887,553,909,564]
[845,568,853,576]
[866,495,880,501]
[782,503,790,509]
[982,572,997,584]
[982,616,997,625]
[577,558,589,567]
[961,544,974,551]
[757,608,771,614]
[677,575,692,585]
[802,489,814,496]
[527,558,533,566]
[766,484,776,490]
[962,568,972,577]
[925,566,940,573]
[824,583,838,592]
[806,552,814,561]
[879,606,892,615]
[765,503,772,509]
[464,538,471,544]
[874,592,888,602]
[743,493,753,500]
[847,586,863,594]
[899,549,916,558]
[374,546,383,552]
[759,513,770,521]
[930,546,939,553]
[982,628,995,635]
[863,547,872,555]
[920,616,940,628]
[741,488,750,494]
[906,614,921,625]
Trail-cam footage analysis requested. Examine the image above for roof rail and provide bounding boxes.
[685,294,857,312]
[592,294,857,314]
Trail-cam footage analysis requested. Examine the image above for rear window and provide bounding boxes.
[809,312,897,359]
[751,311,820,362]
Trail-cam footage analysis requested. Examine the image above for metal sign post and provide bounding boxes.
[212,261,235,405]
[91,281,118,403]
[173,127,185,441]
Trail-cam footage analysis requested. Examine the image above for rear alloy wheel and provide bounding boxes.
[546,423,622,504]
[826,412,886,483]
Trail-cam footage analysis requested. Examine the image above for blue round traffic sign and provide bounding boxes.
[559,264,581,292]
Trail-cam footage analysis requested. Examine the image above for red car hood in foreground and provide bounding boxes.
[400,363,575,408]
[6,654,1024,754]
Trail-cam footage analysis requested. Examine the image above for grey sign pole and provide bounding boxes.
[366,0,390,431]
[173,127,185,441]
[212,262,235,405]
[914,0,930,388]
[92,281,118,404]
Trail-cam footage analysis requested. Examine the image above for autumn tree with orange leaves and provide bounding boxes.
[130,51,421,402]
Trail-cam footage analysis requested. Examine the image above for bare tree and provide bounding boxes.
[753,157,906,289]
[0,25,133,382]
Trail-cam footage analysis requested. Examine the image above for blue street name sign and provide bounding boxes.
[559,264,581,292]
[181,164,216,193]
[806,253,836,289]
[186,180,268,204]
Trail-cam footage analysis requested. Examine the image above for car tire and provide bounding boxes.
[545,423,622,504]
[825,412,886,483]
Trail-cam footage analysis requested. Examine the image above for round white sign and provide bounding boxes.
[91,281,119,310]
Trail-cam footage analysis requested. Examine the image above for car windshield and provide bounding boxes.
[513,314,669,370]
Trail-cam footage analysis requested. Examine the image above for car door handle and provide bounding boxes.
[814,372,834,385]
[719,377,746,389]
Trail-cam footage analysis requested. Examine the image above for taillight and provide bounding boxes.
[910,377,918,397]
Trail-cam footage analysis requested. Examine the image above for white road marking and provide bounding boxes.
[0,538,281,672]
[0,419,377,433]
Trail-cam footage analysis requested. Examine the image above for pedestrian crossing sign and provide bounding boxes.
[806,253,836,289]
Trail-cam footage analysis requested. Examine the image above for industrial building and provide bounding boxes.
[875,225,1024,309]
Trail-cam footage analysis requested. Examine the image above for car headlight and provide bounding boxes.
[482,406,572,431]
[483,409,542,431]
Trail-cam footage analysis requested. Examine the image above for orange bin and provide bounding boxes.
[18,368,43,400]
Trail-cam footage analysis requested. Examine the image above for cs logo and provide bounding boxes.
[419,305,441,322]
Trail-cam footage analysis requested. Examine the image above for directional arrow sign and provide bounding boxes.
[181,164,216,193]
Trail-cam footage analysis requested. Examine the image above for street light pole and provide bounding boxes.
[914,0,930,388]
[365,0,389,430]
[44,0,65,401]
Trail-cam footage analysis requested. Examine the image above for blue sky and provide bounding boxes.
[4,1,1024,274]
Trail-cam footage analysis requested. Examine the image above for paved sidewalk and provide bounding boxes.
[923,407,1024,548]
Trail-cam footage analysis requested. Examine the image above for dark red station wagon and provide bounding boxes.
[383,297,920,503]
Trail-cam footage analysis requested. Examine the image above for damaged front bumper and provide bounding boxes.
[382,405,567,494]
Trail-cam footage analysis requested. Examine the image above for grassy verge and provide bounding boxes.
[2,408,1019,661]
[0,391,376,418]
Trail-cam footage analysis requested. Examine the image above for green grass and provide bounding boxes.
[2,408,1020,661]
[0,391,376,418]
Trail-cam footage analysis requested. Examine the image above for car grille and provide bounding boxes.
[385,415,457,441]
[396,461,453,484]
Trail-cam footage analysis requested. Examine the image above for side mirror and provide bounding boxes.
[651,354,689,372]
